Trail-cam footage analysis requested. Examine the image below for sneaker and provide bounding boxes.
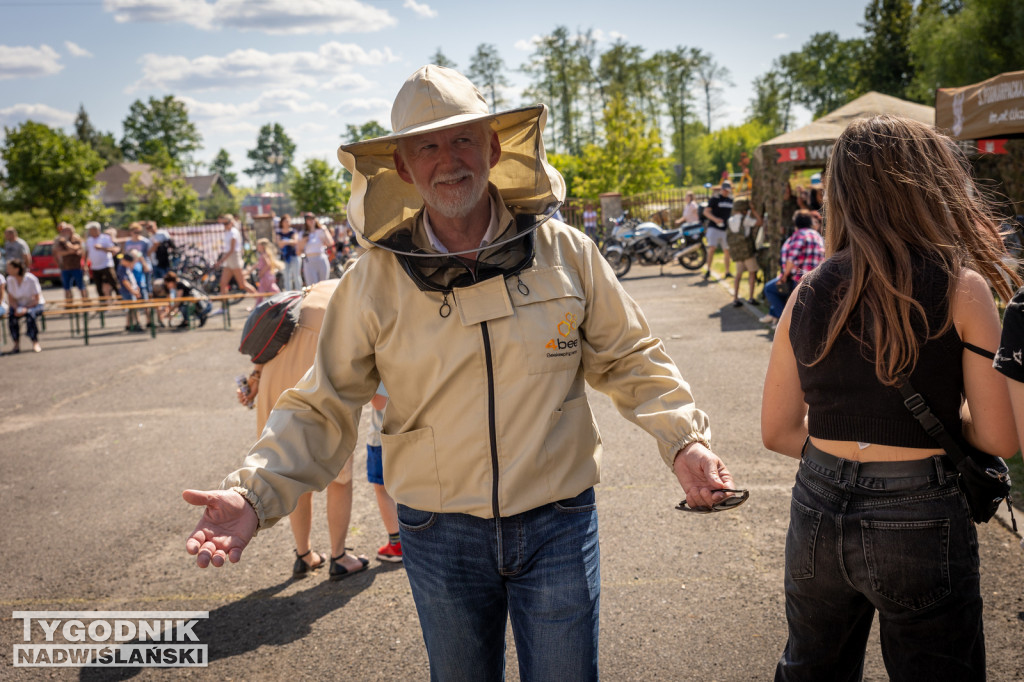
[723,272,733,279]
[759,314,777,324]
[703,270,711,280]
[376,541,403,563]
[731,300,743,308]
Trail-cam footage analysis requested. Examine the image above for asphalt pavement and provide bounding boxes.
[1,269,1022,681]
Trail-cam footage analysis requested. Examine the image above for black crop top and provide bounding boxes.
[789,254,965,447]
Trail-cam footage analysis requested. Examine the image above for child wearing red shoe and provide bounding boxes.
[368,385,402,562]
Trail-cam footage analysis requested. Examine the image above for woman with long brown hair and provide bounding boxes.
[761,115,1019,681]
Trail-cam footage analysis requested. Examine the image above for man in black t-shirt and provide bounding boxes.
[702,181,734,279]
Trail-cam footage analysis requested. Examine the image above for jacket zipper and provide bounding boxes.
[480,320,501,520]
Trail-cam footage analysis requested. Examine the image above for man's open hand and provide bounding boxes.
[182,489,258,568]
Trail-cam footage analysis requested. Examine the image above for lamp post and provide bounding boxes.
[266,151,284,215]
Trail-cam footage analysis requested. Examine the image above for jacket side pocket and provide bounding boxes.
[381,426,440,511]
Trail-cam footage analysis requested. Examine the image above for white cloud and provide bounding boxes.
[334,97,391,116]
[64,41,93,58]
[177,96,251,120]
[130,43,398,92]
[514,36,541,52]
[104,0,396,34]
[104,0,216,30]
[0,103,76,128]
[319,72,377,91]
[294,122,329,134]
[0,45,63,80]
[607,31,627,42]
[256,89,330,113]
[773,33,789,40]
[403,0,437,19]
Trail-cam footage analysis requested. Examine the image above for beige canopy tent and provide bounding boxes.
[936,70,1024,141]
[752,92,935,266]
[936,71,1024,214]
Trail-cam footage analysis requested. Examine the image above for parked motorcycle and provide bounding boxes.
[601,213,707,278]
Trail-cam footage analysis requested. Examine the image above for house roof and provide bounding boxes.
[186,174,230,198]
[96,162,154,205]
[96,163,229,206]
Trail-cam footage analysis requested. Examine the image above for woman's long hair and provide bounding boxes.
[815,115,1018,385]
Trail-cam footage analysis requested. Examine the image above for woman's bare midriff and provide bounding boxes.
[810,437,944,462]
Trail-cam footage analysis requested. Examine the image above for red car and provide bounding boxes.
[30,240,62,285]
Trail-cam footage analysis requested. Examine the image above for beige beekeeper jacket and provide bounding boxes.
[224,202,711,528]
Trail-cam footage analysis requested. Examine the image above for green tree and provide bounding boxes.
[523,26,588,155]
[245,123,296,186]
[859,0,915,99]
[429,48,458,69]
[748,68,794,136]
[209,148,238,185]
[699,121,773,183]
[343,120,390,143]
[468,43,509,113]
[288,158,348,215]
[1,120,107,228]
[655,47,704,186]
[596,40,649,114]
[573,95,668,198]
[695,55,733,131]
[124,146,200,225]
[546,152,584,200]
[74,104,122,166]
[779,32,865,117]
[908,0,1024,100]
[202,185,239,221]
[120,95,202,170]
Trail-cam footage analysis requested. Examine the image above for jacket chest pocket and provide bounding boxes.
[514,267,586,375]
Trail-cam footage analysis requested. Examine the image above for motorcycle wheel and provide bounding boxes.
[603,246,632,278]
[678,244,707,271]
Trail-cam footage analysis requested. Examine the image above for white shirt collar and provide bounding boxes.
[422,194,499,254]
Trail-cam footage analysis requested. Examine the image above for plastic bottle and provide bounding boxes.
[235,374,254,409]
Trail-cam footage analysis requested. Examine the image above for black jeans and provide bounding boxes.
[776,442,985,682]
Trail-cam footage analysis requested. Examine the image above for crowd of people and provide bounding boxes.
[0,210,361,352]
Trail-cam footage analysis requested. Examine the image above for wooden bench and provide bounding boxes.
[3,291,267,347]
[39,293,259,345]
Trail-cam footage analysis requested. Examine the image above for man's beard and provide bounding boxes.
[415,169,489,219]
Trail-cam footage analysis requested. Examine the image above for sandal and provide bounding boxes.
[329,550,369,582]
[292,549,326,578]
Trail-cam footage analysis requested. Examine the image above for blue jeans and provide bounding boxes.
[763,276,791,318]
[398,487,600,681]
[60,268,85,291]
[8,303,44,342]
[776,443,984,682]
[282,258,302,291]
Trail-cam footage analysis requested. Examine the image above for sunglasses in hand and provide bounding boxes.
[675,488,749,513]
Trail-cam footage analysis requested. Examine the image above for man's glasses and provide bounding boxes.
[675,489,749,514]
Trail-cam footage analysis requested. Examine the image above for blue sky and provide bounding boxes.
[0,0,867,185]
